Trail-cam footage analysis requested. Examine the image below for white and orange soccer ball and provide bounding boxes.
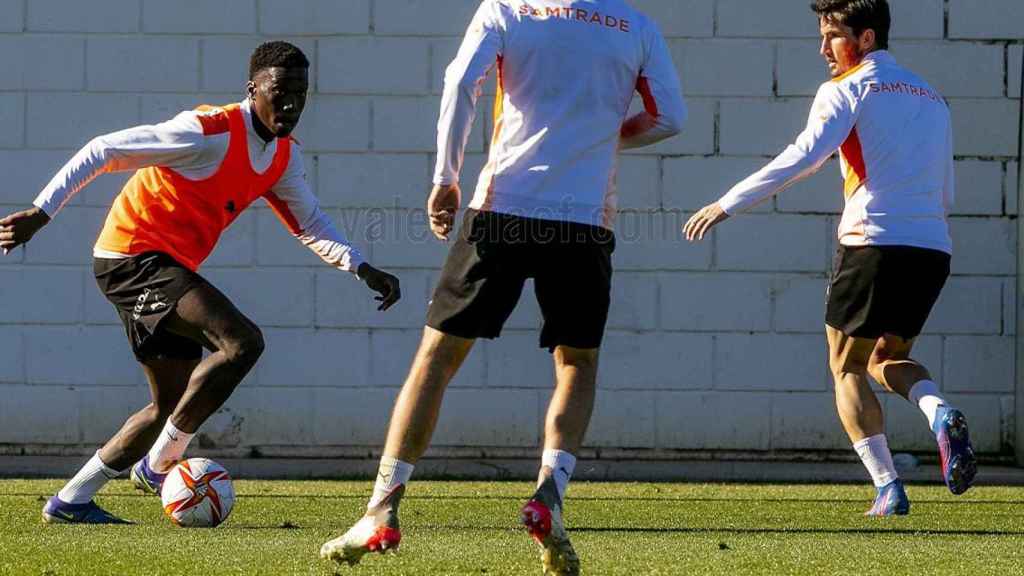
[160,458,235,527]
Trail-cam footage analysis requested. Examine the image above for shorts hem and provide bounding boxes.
[425,320,497,341]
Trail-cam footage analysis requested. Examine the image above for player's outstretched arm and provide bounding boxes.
[684,82,859,243]
[5,113,207,254]
[0,206,50,254]
[33,115,208,218]
[265,151,402,311]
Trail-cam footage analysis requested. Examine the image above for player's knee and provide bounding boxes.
[829,354,868,381]
[866,353,888,383]
[223,327,265,366]
[141,402,167,422]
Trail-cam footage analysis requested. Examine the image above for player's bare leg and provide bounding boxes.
[126,359,197,494]
[827,327,883,442]
[160,283,265,434]
[130,282,265,497]
[827,326,908,515]
[866,334,928,397]
[542,346,598,455]
[868,334,977,494]
[104,359,195,470]
[43,358,193,524]
[522,345,597,576]
[382,327,476,461]
[321,327,475,566]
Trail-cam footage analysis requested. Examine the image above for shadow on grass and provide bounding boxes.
[5,493,1024,506]
[401,524,1024,537]
[40,522,1021,537]
[569,526,1024,536]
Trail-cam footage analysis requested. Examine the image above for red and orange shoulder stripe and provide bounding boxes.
[193,103,240,136]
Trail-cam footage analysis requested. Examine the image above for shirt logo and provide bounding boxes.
[518,5,631,32]
[225,200,236,214]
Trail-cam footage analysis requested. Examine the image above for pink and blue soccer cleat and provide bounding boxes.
[934,407,977,495]
[130,455,167,496]
[521,477,580,575]
[865,479,910,517]
[42,496,130,524]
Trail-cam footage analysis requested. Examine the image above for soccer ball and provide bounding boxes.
[160,458,235,527]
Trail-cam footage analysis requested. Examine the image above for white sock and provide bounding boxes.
[541,449,576,502]
[147,420,196,474]
[368,455,414,509]
[57,451,122,504]
[853,434,899,488]
[908,379,948,429]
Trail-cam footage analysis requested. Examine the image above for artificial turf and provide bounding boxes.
[1,479,1022,575]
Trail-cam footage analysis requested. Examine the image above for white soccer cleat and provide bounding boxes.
[521,478,580,576]
[320,485,403,567]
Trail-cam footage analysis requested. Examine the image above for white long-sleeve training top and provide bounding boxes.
[33,99,365,272]
[434,0,687,230]
[719,50,954,254]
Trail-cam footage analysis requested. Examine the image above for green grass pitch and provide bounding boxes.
[2,479,1023,575]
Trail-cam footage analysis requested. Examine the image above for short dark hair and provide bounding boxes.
[811,0,890,50]
[249,41,309,80]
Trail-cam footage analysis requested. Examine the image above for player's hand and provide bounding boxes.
[358,263,401,311]
[683,201,730,242]
[427,183,460,241]
[0,207,50,254]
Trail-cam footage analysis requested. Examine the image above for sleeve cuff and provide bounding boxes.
[345,252,367,276]
[717,196,739,216]
[32,198,57,219]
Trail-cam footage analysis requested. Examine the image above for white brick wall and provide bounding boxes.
[949,99,1020,157]
[889,42,1004,98]
[0,36,86,91]
[374,0,481,36]
[258,0,371,36]
[953,161,1004,216]
[0,93,24,149]
[27,93,139,149]
[28,0,140,33]
[0,0,1018,458]
[318,38,431,94]
[716,0,818,39]
[719,98,812,155]
[142,0,257,34]
[888,0,944,40]
[1010,45,1022,99]
[0,327,25,383]
[777,40,830,97]
[0,0,23,33]
[949,0,1024,40]
[88,38,201,92]
[671,40,774,97]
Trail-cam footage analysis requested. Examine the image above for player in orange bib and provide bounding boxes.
[0,42,401,524]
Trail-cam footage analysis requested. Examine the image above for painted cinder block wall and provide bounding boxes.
[0,0,1019,459]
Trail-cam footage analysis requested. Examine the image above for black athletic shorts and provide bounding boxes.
[94,252,206,362]
[826,244,950,340]
[426,209,615,351]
